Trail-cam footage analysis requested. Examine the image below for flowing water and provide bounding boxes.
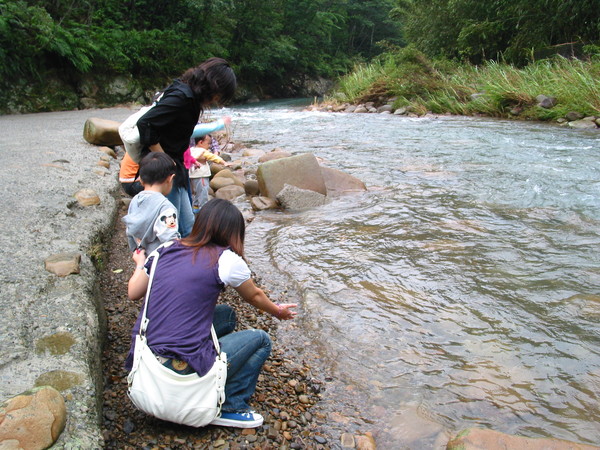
[225,100,600,447]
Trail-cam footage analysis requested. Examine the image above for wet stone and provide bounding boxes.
[314,435,328,444]
[341,432,356,448]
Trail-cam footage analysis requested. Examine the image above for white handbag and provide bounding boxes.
[118,92,164,163]
[127,246,227,427]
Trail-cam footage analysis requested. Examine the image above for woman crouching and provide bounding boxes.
[126,198,297,428]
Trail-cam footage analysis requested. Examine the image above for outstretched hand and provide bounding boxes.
[276,303,298,321]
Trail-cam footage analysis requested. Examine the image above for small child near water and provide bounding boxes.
[122,152,180,255]
[185,134,228,212]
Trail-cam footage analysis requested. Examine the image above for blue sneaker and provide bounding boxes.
[210,411,264,428]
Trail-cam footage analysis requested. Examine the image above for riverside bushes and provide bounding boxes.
[329,47,600,121]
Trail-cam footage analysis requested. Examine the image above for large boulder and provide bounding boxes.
[212,168,244,187]
[0,386,66,450]
[447,428,599,450]
[83,117,123,146]
[257,153,327,199]
[276,184,328,210]
[214,185,245,201]
[320,166,367,196]
[210,177,235,191]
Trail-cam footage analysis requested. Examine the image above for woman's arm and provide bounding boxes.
[128,249,149,300]
[234,279,297,320]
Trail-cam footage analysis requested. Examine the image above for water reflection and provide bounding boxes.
[229,101,600,447]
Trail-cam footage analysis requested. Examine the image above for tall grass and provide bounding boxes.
[328,48,600,121]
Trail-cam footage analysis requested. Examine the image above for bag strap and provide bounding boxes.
[138,242,221,353]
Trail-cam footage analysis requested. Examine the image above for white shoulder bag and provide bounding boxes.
[127,245,227,427]
[118,92,164,163]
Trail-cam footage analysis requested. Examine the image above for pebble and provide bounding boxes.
[314,435,328,444]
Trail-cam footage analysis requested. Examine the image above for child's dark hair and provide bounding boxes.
[138,152,176,185]
[194,134,208,145]
[181,199,245,262]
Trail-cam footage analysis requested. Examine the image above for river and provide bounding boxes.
[223,100,600,448]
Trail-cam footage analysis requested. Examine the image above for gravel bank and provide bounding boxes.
[100,201,330,449]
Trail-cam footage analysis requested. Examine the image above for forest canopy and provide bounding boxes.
[0,0,402,93]
[0,0,597,112]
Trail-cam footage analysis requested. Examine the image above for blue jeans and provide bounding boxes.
[212,305,272,413]
[166,184,194,238]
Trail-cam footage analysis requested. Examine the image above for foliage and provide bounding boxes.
[393,0,600,65]
[0,0,403,111]
[329,48,600,120]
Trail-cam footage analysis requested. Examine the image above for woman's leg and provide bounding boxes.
[219,329,271,412]
[166,185,194,237]
[212,304,236,338]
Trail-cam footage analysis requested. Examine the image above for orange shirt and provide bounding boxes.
[119,152,139,182]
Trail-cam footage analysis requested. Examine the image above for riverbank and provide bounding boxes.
[100,201,337,449]
[324,47,600,126]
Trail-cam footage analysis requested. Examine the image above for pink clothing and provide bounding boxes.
[183,147,196,170]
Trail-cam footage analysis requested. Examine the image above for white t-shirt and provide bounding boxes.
[218,249,251,287]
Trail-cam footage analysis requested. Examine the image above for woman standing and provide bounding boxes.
[126,199,297,428]
[137,58,236,237]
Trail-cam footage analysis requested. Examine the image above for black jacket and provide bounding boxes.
[137,79,202,187]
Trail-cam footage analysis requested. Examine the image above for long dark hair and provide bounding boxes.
[181,199,245,262]
[180,57,237,109]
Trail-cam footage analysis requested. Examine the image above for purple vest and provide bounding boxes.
[125,241,226,376]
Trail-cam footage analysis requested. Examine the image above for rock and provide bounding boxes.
[83,117,123,146]
[212,168,245,187]
[0,386,66,450]
[344,105,357,113]
[447,428,600,450]
[209,177,235,191]
[341,432,355,448]
[44,253,81,277]
[314,435,327,444]
[470,93,485,101]
[354,105,368,113]
[393,107,407,115]
[92,167,109,176]
[258,150,292,163]
[509,106,523,116]
[250,196,279,211]
[320,166,366,196]
[75,188,101,206]
[355,432,376,450]
[377,105,393,113]
[242,148,266,158]
[276,184,328,210]
[536,94,557,109]
[214,185,245,201]
[568,118,598,129]
[565,111,584,121]
[257,153,327,199]
[99,146,117,158]
[298,394,310,404]
[244,179,260,196]
[97,160,110,169]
